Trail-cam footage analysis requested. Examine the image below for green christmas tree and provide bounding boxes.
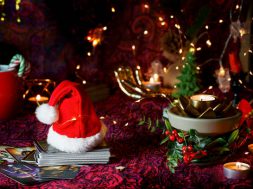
[173,50,200,98]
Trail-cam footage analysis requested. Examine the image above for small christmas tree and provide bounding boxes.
[173,50,200,98]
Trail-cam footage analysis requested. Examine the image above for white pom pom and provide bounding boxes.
[35,104,59,125]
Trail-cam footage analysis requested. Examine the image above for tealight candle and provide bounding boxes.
[248,144,253,154]
[223,162,251,179]
[142,75,161,92]
[190,94,217,113]
[28,94,49,105]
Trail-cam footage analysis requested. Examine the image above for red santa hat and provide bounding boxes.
[35,80,104,153]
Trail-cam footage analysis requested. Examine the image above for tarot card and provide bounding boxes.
[5,146,35,162]
[36,165,80,179]
[0,163,51,185]
[0,146,15,164]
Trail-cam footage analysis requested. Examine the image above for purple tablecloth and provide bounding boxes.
[0,91,252,189]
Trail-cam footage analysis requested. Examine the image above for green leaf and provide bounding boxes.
[150,126,156,133]
[164,119,172,131]
[161,137,169,145]
[156,119,159,127]
[228,129,239,145]
[137,120,145,125]
[206,137,227,149]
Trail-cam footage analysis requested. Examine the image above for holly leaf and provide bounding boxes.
[205,138,227,149]
[228,129,239,145]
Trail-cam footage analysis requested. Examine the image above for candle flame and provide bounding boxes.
[36,94,41,101]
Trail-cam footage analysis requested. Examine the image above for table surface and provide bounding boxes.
[0,91,252,189]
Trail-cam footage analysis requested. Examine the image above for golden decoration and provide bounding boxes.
[114,66,174,99]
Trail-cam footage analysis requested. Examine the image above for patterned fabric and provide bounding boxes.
[0,91,252,188]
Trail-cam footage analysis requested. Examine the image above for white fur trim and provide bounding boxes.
[47,126,103,153]
[35,104,59,125]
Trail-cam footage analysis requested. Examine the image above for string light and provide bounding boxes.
[143,30,148,35]
[15,0,21,23]
[206,39,212,47]
[87,52,91,56]
[111,7,115,13]
[219,19,224,23]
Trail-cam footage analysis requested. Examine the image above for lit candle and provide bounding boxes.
[223,162,250,179]
[190,94,216,101]
[28,94,49,105]
[190,94,217,113]
[142,75,161,91]
[248,144,253,154]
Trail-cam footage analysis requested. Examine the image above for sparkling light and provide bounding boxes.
[111,7,115,12]
[87,52,91,56]
[205,25,209,30]
[143,30,148,35]
[219,19,223,23]
[206,39,212,47]
[76,65,80,70]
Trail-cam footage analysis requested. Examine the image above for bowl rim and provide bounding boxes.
[167,106,242,121]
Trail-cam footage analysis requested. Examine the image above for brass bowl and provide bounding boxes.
[165,106,242,136]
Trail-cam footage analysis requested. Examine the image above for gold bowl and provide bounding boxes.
[165,106,242,136]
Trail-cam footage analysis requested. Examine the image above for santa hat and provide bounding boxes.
[35,80,104,153]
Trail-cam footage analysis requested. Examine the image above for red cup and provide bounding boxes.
[0,65,22,120]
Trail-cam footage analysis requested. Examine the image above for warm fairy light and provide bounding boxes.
[132,45,136,51]
[235,4,240,10]
[0,17,4,22]
[163,67,167,72]
[205,25,209,30]
[219,19,224,23]
[239,28,246,37]
[161,22,166,26]
[244,52,247,56]
[158,17,163,21]
[250,71,253,75]
[174,85,177,88]
[82,80,86,85]
[245,152,249,155]
[137,65,140,69]
[190,43,195,47]
[15,0,21,10]
[196,47,202,51]
[249,49,253,53]
[144,30,148,35]
[17,17,21,23]
[124,122,129,126]
[182,57,185,61]
[208,86,213,90]
[175,24,181,29]
[99,116,105,119]
[170,15,174,18]
[206,39,212,47]
[92,39,99,47]
[87,52,91,56]
[218,66,225,77]
[103,26,107,31]
[76,65,80,70]
[113,120,117,124]
[179,48,183,54]
[175,66,179,70]
[87,36,92,41]
[189,47,195,53]
[196,66,200,70]
[144,4,149,9]
[111,7,115,12]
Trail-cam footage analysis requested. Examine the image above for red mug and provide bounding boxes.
[0,65,22,120]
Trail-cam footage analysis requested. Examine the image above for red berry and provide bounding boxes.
[172,129,178,137]
[177,137,184,144]
[182,149,187,155]
[183,155,190,164]
[182,146,187,151]
[201,150,207,156]
[165,130,170,136]
[187,145,193,152]
[169,135,176,141]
